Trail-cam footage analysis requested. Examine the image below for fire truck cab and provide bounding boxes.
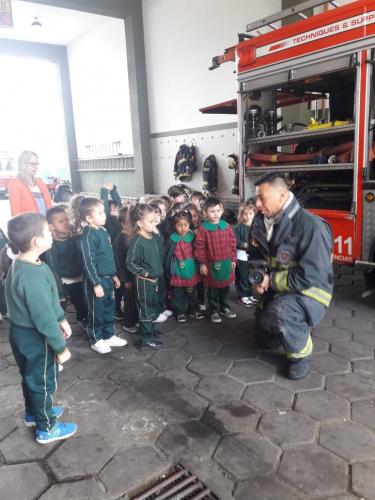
[209,0,375,277]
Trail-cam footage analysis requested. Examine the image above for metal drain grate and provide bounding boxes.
[129,464,220,500]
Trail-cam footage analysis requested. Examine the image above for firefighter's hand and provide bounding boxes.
[113,276,120,289]
[57,348,71,365]
[200,264,208,276]
[124,282,132,289]
[254,274,270,295]
[94,284,104,297]
[59,319,72,339]
[231,261,236,270]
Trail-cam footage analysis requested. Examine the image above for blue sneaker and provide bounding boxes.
[35,421,77,444]
[24,405,64,428]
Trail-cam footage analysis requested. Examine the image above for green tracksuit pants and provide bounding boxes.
[135,276,158,342]
[84,277,115,344]
[9,323,58,432]
[172,286,199,315]
[207,286,230,314]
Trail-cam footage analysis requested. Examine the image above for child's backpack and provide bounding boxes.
[173,144,197,181]
[203,154,218,194]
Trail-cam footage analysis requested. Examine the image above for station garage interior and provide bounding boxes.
[2,0,375,499]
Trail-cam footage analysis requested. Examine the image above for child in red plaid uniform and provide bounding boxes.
[194,197,237,323]
[165,210,204,323]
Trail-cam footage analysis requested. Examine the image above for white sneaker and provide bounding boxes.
[199,304,207,311]
[0,313,3,322]
[58,364,64,373]
[164,309,173,317]
[105,335,128,347]
[91,339,112,354]
[153,312,168,323]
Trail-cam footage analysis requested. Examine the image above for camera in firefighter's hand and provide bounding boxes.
[248,260,270,285]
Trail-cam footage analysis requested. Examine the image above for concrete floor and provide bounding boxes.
[0,268,375,499]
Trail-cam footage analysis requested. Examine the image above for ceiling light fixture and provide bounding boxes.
[31,16,42,28]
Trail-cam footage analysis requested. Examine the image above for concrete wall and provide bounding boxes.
[143,0,281,200]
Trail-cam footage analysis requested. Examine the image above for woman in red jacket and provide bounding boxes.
[8,151,53,216]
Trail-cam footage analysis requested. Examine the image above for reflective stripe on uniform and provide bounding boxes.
[274,270,289,292]
[287,333,313,359]
[302,287,332,307]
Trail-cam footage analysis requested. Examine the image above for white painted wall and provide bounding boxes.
[67,17,133,157]
[142,0,282,134]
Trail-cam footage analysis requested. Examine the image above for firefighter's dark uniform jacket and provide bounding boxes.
[249,195,333,358]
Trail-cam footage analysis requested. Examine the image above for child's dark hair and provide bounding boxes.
[172,210,192,228]
[129,203,155,236]
[46,205,67,224]
[190,191,205,202]
[170,202,184,215]
[203,196,222,211]
[168,185,186,199]
[149,203,161,215]
[78,197,103,222]
[185,202,199,215]
[118,206,130,225]
[159,195,171,211]
[7,213,47,253]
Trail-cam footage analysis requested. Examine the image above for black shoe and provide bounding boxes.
[114,311,125,321]
[153,330,163,337]
[139,339,163,351]
[288,356,311,380]
[176,314,186,323]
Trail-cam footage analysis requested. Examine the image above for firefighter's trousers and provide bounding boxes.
[255,293,326,358]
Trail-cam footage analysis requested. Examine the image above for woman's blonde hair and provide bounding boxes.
[17,150,38,186]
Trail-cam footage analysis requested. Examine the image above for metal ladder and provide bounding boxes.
[246,0,341,35]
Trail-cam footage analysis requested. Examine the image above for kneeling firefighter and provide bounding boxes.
[248,173,333,380]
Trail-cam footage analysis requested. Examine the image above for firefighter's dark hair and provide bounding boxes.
[254,173,288,189]
[7,213,47,253]
[46,205,67,224]
[78,197,103,222]
[203,197,223,211]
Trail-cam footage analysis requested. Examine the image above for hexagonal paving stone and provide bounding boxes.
[295,390,349,421]
[243,382,294,411]
[0,385,25,418]
[274,369,324,392]
[0,342,12,357]
[149,348,191,370]
[353,359,375,379]
[320,421,375,461]
[0,462,49,500]
[187,354,232,376]
[61,355,120,380]
[311,337,329,353]
[153,369,199,393]
[335,316,374,332]
[39,478,111,500]
[203,401,260,435]
[353,330,375,348]
[311,352,351,375]
[214,433,280,480]
[0,365,21,386]
[183,338,222,355]
[180,321,211,339]
[279,445,348,496]
[352,399,375,431]
[313,326,351,342]
[158,333,186,350]
[229,359,276,384]
[235,475,301,500]
[157,420,219,460]
[0,425,59,461]
[195,374,245,403]
[0,356,9,371]
[64,378,118,402]
[151,391,210,421]
[352,461,375,500]
[109,362,159,387]
[259,410,317,447]
[325,306,352,319]
[219,343,258,360]
[326,373,375,401]
[330,339,373,361]
[48,434,115,480]
[100,445,171,498]
[0,416,18,441]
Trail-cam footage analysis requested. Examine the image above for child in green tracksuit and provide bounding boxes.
[44,206,87,326]
[5,213,77,444]
[100,183,122,242]
[234,200,257,308]
[165,210,204,323]
[126,204,165,351]
[78,198,127,355]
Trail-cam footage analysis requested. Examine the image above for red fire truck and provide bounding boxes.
[206,0,375,287]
